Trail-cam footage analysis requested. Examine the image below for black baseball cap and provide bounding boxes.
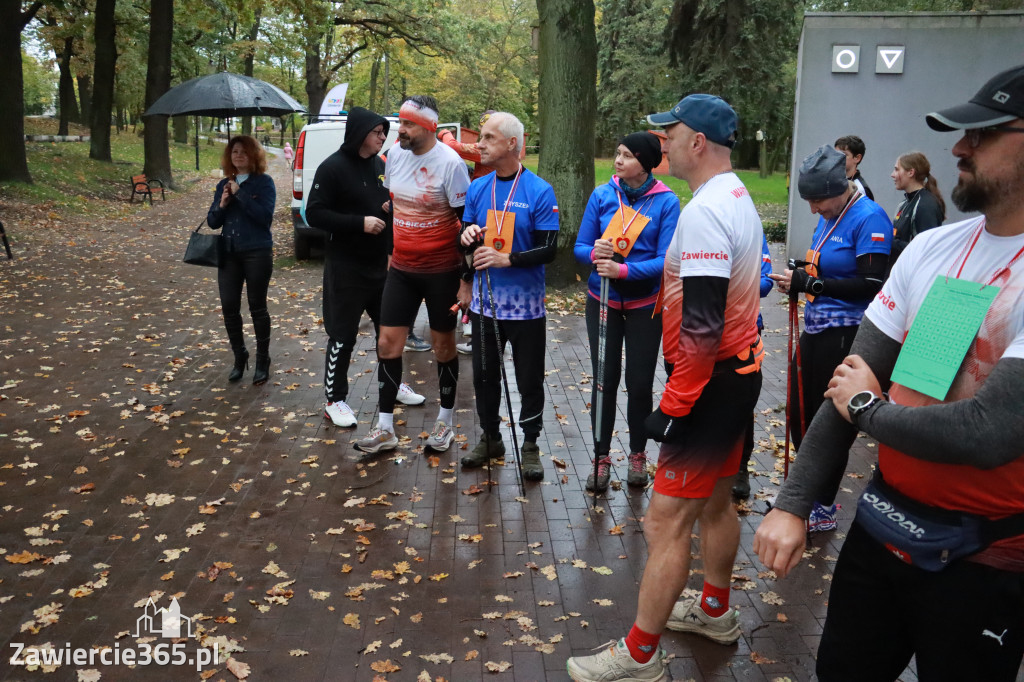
[926,64,1024,131]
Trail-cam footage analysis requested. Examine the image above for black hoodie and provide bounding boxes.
[305,107,392,284]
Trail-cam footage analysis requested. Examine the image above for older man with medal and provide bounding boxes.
[755,64,1024,682]
[457,112,559,481]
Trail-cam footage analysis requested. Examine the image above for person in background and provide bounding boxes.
[438,110,497,181]
[732,234,774,499]
[834,134,874,201]
[283,141,294,169]
[771,145,892,531]
[206,135,276,385]
[572,131,680,492]
[889,151,946,264]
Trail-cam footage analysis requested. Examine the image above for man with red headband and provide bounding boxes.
[356,95,472,456]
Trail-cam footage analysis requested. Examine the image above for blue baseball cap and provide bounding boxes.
[647,94,738,148]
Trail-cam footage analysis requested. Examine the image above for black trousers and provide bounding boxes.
[218,248,272,355]
[323,284,383,403]
[585,297,662,455]
[818,521,1024,681]
[471,313,546,439]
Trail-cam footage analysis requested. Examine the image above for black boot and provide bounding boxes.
[228,349,249,382]
[252,354,270,385]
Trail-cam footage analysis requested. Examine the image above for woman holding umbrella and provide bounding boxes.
[573,132,679,492]
[207,135,277,384]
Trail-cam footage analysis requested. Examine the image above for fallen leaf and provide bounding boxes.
[370,659,401,673]
[485,660,512,673]
[225,657,250,679]
[343,613,361,629]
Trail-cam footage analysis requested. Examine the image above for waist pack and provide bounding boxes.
[856,471,1024,572]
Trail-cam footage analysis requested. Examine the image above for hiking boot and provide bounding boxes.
[396,382,425,406]
[566,638,667,682]
[626,451,648,487]
[424,420,454,451]
[404,332,431,352]
[731,470,751,499]
[521,442,544,481]
[665,598,741,644]
[808,502,839,533]
[324,400,357,428]
[355,426,398,454]
[585,455,612,492]
[461,434,505,468]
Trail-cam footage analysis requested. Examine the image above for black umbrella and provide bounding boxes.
[143,72,306,170]
[144,72,306,118]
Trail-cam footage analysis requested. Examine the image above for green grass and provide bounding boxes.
[520,154,790,206]
[0,122,227,213]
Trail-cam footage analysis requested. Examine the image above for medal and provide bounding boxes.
[493,238,505,251]
[616,237,630,251]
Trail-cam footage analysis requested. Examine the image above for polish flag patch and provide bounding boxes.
[552,205,559,213]
[871,233,885,242]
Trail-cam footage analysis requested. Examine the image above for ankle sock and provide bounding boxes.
[377,412,394,432]
[624,623,660,663]
[700,581,730,617]
[437,407,453,425]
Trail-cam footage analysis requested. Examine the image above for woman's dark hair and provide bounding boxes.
[898,151,946,221]
[221,135,268,176]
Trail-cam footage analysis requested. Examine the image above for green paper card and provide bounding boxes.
[891,275,998,400]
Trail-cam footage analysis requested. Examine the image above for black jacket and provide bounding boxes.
[207,173,276,253]
[890,188,944,264]
[305,107,392,285]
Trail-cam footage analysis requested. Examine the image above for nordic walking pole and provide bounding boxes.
[474,275,493,493]
[483,268,525,497]
[784,258,809,481]
[592,274,610,499]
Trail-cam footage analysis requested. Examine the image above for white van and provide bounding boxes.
[289,116,463,260]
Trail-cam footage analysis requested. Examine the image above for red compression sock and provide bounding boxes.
[624,623,660,663]
[700,581,730,617]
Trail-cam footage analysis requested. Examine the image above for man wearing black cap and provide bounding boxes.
[755,65,1024,680]
[567,94,764,681]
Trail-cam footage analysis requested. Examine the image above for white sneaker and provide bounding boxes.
[456,341,472,355]
[566,638,667,682]
[396,382,425,406]
[425,420,454,451]
[665,597,741,644]
[324,401,357,428]
[354,426,398,454]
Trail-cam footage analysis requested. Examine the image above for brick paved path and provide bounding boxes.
[0,157,980,681]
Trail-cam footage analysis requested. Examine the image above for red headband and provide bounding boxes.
[399,101,438,132]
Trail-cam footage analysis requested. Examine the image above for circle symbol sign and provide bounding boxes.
[835,49,857,69]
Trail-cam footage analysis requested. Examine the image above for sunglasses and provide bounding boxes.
[964,124,1024,149]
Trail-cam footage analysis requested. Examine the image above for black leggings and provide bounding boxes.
[471,313,546,439]
[324,285,383,403]
[218,248,273,355]
[585,297,662,455]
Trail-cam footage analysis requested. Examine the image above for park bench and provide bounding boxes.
[129,174,165,204]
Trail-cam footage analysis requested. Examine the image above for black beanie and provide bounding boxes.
[619,132,662,174]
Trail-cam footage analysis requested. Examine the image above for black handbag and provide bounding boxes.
[183,220,221,267]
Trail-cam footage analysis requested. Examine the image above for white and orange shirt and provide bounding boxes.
[384,142,470,273]
[866,217,1024,542]
[660,172,762,415]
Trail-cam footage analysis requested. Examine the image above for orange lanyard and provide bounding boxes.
[490,165,523,236]
[615,193,654,236]
[809,191,862,260]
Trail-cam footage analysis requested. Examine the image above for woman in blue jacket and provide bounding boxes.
[207,136,277,385]
[573,132,680,492]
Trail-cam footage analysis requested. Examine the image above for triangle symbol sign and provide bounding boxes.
[881,49,903,69]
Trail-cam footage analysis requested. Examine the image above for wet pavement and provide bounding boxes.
[0,157,955,681]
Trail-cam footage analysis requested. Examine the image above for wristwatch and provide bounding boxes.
[847,390,882,425]
[808,278,825,296]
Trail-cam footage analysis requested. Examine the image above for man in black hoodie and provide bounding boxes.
[306,106,424,429]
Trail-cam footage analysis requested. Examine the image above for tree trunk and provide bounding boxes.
[77,74,92,126]
[143,0,174,187]
[57,37,78,136]
[304,48,326,119]
[89,0,116,162]
[241,8,262,136]
[536,0,597,286]
[0,1,42,183]
[172,115,189,143]
[368,55,381,111]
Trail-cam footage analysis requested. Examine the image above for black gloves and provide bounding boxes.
[645,407,688,443]
[790,267,824,296]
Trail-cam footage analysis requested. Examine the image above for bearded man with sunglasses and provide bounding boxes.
[755,64,1024,681]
